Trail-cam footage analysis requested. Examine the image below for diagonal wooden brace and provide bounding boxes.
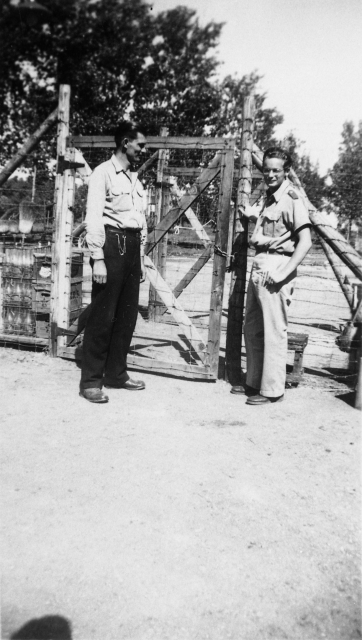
[146,152,222,254]
[144,255,207,362]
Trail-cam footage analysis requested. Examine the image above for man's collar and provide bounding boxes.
[111,154,130,174]
[267,179,291,203]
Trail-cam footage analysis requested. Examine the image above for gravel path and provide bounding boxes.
[1,347,360,640]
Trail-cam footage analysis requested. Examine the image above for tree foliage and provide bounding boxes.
[328,121,362,225]
[278,132,326,209]
[0,0,327,215]
[0,0,284,161]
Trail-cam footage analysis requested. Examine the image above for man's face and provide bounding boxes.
[262,157,288,192]
[125,133,147,166]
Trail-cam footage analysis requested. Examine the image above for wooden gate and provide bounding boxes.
[52,134,235,380]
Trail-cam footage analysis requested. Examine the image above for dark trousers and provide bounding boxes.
[80,227,141,390]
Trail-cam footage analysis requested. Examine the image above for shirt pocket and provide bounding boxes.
[262,210,286,238]
[109,183,133,212]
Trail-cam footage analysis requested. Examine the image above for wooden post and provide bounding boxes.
[310,212,362,281]
[206,148,235,377]
[50,85,72,356]
[148,126,169,321]
[355,355,362,410]
[226,92,255,385]
[0,108,58,190]
[156,128,170,321]
[319,238,354,309]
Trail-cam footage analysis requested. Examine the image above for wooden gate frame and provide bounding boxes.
[51,131,235,381]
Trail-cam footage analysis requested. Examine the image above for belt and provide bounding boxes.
[105,225,140,236]
[255,248,293,257]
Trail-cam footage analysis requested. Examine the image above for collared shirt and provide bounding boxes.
[249,179,311,254]
[85,154,148,260]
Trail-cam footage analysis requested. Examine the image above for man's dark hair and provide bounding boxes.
[114,121,143,149]
[263,147,293,171]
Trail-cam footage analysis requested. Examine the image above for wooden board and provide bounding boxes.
[144,255,207,362]
[146,152,222,253]
[0,333,47,346]
[206,148,235,376]
[57,345,214,379]
[172,246,213,299]
[68,135,235,151]
[183,207,212,247]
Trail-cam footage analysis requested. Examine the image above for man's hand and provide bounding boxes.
[262,268,288,286]
[140,256,146,283]
[93,259,107,284]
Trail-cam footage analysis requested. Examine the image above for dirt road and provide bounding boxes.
[1,346,360,640]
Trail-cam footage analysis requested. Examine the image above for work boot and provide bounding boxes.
[80,388,109,403]
[246,394,284,405]
[104,378,145,391]
[230,385,259,396]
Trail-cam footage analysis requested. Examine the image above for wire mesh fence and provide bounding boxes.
[0,136,360,385]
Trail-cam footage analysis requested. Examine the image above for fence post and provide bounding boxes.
[148,126,169,321]
[226,92,255,385]
[319,238,354,309]
[50,84,71,356]
[206,146,235,377]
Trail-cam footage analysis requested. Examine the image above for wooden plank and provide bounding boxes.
[310,213,362,281]
[226,92,255,385]
[184,207,212,247]
[146,152,222,253]
[172,246,213,299]
[57,345,215,379]
[205,148,235,377]
[0,333,47,346]
[319,238,354,309]
[164,167,202,177]
[288,332,309,350]
[144,255,207,362]
[68,135,235,151]
[156,244,214,317]
[127,355,214,379]
[148,127,169,321]
[49,84,71,357]
[0,108,58,189]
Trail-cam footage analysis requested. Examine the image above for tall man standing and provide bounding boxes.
[235,147,312,405]
[79,122,148,403]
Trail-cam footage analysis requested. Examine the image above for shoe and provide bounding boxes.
[230,385,259,396]
[246,394,284,405]
[80,388,109,403]
[104,378,145,391]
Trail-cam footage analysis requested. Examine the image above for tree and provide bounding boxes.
[212,71,283,150]
[0,1,222,160]
[328,121,362,236]
[278,132,326,209]
[0,0,283,170]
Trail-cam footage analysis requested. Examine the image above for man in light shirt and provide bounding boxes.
[79,122,147,403]
[231,147,312,405]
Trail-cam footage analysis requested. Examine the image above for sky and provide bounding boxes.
[149,0,362,174]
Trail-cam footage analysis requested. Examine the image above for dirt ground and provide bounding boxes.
[1,346,361,640]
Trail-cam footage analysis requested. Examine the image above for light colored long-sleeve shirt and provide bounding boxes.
[85,154,148,260]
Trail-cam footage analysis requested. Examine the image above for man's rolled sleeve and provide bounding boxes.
[85,166,107,260]
[292,197,312,234]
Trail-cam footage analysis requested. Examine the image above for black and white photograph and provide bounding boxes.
[1,0,361,638]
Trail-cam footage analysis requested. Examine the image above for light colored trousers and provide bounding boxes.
[244,254,296,398]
